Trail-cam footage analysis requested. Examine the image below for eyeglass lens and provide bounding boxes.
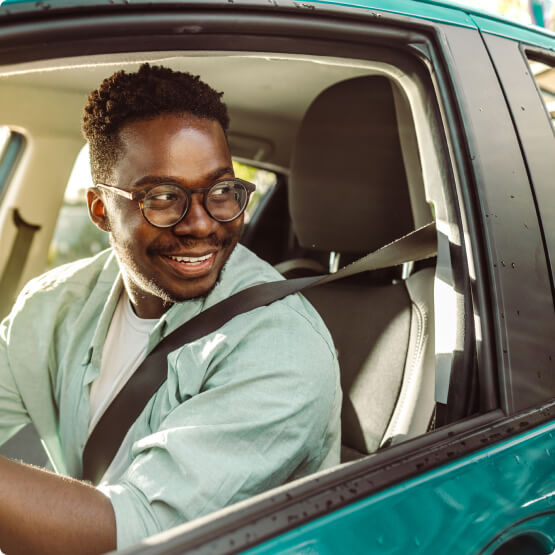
[142,181,249,227]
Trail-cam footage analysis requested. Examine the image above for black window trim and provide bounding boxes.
[472,32,555,409]
[435,22,555,414]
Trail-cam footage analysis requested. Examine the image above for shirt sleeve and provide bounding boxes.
[101,300,341,549]
[0,314,31,445]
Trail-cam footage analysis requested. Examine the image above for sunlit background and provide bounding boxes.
[456,0,554,29]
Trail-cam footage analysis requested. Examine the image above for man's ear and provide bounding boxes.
[87,188,110,232]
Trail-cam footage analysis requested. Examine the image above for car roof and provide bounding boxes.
[0,0,553,46]
[0,0,550,30]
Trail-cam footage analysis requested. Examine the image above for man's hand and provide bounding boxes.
[0,456,116,555]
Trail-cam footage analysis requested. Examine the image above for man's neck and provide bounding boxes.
[123,278,173,319]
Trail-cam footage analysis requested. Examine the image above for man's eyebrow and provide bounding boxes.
[133,167,234,189]
[208,166,235,183]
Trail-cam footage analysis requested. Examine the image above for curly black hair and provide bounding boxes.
[82,63,230,183]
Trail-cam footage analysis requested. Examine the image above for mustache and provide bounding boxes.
[146,233,234,255]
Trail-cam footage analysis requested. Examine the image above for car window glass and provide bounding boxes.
[233,160,277,223]
[527,57,555,127]
[47,146,277,270]
[0,41,486,510]
[46,145,109,270]
[0,126,25,206]
[0,126,10,159]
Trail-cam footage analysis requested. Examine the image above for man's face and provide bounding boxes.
[88,114,242,319]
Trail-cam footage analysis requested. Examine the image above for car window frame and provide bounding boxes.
[472,32,555,409]
[481,36,555,306]
[433,22,555,415]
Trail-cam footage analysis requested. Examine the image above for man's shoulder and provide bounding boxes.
[217,244,336,357]
[13,249,118,314]
[220,244,284,293]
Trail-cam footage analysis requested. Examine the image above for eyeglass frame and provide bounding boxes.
[95,178,256,228]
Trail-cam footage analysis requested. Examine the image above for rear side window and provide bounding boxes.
[0,127,25,206]
[47,145,109,270]
[233,160,277,223]
[526,55,555,128]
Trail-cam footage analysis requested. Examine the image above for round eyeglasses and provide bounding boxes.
[96,178,256,228]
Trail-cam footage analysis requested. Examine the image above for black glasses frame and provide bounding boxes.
[96,178,256,228]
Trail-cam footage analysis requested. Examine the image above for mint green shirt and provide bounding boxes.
[0,244,341,548]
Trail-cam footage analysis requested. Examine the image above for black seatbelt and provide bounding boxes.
[81,222,437,484]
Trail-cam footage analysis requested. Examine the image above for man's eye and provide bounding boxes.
[144,187,181,209]
[209,185,236,202]
[150,192,178,201]
[211,186,232,196]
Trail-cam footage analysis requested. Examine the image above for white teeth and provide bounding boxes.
[167,253,213,264]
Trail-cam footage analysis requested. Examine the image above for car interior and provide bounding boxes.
[0,48,477,479]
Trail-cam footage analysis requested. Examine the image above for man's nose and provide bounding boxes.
[172,194,219,237]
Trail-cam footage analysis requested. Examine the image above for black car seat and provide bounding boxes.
[287,75,436,461]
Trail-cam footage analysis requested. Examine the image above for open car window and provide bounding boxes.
[0,47,477,463]
[527,57,555,126]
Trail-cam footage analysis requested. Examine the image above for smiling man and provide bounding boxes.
[90,114,244,317]
[0,64,341,554]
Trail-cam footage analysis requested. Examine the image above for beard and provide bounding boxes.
[109,229,240,307]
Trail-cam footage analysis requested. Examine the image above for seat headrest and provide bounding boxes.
[290,75,414,254]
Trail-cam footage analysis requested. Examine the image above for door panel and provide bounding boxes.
[245,421,555,555]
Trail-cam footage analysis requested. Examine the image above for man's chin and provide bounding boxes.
[158,273,223,304]
[160,245,235,303]
[115,238,238,314]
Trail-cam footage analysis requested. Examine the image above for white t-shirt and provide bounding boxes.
[88,290,158,434]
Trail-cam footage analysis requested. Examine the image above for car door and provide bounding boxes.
[111,5,555,555]
[248,17,555,555]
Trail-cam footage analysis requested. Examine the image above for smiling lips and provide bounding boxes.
[167,253,213,264]
[161,252,216,277]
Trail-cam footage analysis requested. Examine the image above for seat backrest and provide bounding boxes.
[290,75,415,255]
[289,75,435,459]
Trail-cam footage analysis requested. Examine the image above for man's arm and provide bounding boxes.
[0,292,339,553]
[0,456,116,555]
[102,300,341,548]
[0,318,32,446]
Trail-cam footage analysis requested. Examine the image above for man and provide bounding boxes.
[0,64,341,553]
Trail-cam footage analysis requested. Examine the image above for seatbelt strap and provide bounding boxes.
[81,222,437,484]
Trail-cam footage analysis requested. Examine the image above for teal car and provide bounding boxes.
[0,0,553,553]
